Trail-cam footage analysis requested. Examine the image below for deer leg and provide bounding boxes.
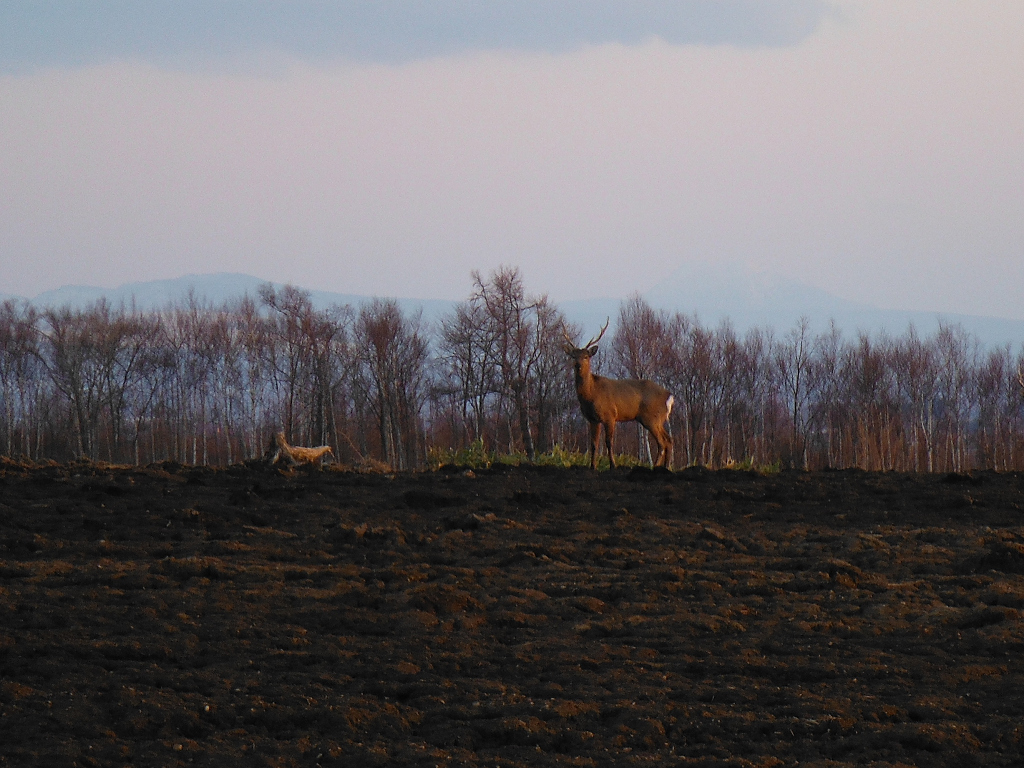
[645,420,673,468]
[605,421,616,468]
[654,426,673,468]
[589,421,601,469]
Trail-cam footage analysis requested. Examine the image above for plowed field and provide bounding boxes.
[2,460,1024,766]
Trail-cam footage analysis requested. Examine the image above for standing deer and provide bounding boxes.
[564,320,674,469]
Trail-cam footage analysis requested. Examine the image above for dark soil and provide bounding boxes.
[2,459,1024,767]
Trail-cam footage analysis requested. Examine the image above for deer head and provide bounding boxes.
[563,318,609,378]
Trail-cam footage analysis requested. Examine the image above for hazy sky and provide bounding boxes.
[1,1,1022,318]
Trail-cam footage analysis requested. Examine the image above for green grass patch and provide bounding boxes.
[427,439,649,471]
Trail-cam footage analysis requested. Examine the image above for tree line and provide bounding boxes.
[2,266,1023,472]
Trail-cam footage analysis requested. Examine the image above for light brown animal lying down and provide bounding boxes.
[265,432,334,467]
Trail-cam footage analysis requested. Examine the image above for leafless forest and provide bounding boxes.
[2,267,1023,472]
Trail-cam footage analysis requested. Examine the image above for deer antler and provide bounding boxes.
[583,318,610,349]
[562,323,576,347]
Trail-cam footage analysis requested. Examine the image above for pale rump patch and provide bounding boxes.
[666,395,674,416]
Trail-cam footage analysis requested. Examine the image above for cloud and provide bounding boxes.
[1,1,1021,320]
[0,1,834,72]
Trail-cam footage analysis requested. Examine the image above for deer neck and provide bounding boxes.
[575,360,597,396]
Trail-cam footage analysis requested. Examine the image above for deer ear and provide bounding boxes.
[587,345,599,356]
[563,344,576,355]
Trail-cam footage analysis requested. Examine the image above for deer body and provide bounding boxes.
[265,432,334,467]
[566,322,673,469]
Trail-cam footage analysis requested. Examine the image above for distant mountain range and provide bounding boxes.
[4,268,1024,350]
[644,262,1024,350]
[4,273,457,327]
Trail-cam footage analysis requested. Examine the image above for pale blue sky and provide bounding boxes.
[0,2,832,70]
[1,1,1022,319]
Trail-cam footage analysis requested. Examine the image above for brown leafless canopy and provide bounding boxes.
[0,277,1022,472]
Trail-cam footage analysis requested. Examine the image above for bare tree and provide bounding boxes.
[934,323,979,472]
[260,284,353,451]
[470,267,545,461]
[530,297,573,454]
[845,333,898,470]
[775,317,814,468]
[102,306,162,462]
[37,303,111,460]
[353,299,430,469]
[436,299,500,446]
[733,326,776,467]
[163,296,219,464]
[975,344,1014,470]
[233,295,275,460]
[892,326,940,471]
[259,284,314,441]
[807,322,847,469]
[664,314,726,467]
[0,301,39,457]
